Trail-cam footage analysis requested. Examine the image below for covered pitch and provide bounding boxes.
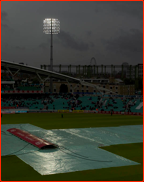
[1,124,142,175]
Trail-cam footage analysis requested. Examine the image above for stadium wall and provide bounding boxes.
[1,110,142,116]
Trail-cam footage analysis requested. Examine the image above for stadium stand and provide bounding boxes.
[1,94,143,113]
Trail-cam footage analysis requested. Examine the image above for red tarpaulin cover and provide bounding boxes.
[7,128,56,149]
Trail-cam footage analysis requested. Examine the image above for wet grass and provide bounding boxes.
[1,113,143,181]
[1,112,143,129]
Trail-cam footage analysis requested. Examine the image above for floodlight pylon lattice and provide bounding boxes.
[43,18,60,93]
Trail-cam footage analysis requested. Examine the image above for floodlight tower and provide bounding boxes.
[43,18,60,93]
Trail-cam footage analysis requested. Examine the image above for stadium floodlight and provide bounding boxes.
[43,18,60,93]
[43,18,60,34]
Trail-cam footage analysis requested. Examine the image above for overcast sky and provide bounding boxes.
[1,1,143,68]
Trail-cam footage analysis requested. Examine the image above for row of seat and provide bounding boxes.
[1,95,143,113]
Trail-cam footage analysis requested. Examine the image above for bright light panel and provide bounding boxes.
[43,18,60,34]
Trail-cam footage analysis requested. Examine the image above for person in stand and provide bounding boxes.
[96,108,98,113]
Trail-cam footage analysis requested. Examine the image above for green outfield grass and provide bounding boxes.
[1,113,143,181]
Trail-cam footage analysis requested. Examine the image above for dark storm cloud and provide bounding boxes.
[1,43,9,50]
[39,42,49,50]
[110,1,143,20]
[1,11,8,21]
[1,23,9,29]
[95,8,99,14]
[105,29,143,55]
[15,46,26,50]
[90,42,95,48]
[1,1,143,66]
[1,11,12,31]
[57,30,89,51]
[86,31,92,37]
[1,22,14,33]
